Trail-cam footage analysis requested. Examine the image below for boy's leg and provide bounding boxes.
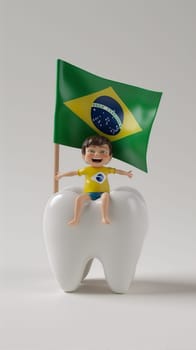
[101,192,111,224]
[68,193,90,226]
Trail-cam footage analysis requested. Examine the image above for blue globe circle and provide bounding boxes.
[96,173,105,183]
[91,95,124,135]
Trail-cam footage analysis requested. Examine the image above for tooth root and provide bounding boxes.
[102,255,138,293]
[101,235,146,294]
[43,192,87,292]
[104,269,132,294]
[46,246,86,292]
[105,237,146,293]
[51,253,94,291]
[100,190,147,294]
[57,259,84,292]
[81,258,93,281]
[48,250,93,291]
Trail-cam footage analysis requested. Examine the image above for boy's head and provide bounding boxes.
[81,135,112,167]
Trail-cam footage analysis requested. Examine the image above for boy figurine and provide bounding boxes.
[55,135,133,225]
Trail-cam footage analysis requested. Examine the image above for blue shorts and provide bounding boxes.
[88,192,103,201]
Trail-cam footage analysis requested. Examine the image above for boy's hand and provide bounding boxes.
[55,173,62,180]
[115,169,133,177]
[55,170,78,180]
[127,170,133,178]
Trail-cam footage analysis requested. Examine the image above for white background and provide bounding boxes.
[1,0,196,349]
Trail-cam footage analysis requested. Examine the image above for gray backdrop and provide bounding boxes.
[1,0,196,349]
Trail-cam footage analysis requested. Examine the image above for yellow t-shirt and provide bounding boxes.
[78,166,116,193]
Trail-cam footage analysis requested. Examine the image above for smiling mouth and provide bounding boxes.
[92,159,102,163]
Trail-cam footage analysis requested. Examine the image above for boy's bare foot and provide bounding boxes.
[68,219,79,226]
[102,217,111,224]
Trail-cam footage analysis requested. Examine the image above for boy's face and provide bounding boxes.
[83,144,112,167]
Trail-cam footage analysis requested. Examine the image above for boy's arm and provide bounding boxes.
[55,170,78,180]
[115,169,133,178]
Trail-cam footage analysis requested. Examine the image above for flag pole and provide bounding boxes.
[54,143,59,193]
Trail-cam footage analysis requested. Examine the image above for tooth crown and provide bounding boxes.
[43,186,148,293]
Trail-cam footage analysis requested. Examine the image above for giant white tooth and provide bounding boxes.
[43,186,148,293]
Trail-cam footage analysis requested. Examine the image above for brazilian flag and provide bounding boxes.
[54,59,162,172]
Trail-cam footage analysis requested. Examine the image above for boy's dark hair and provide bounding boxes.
[81,135,112,155]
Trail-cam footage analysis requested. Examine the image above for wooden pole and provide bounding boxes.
[54,143,60,193]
